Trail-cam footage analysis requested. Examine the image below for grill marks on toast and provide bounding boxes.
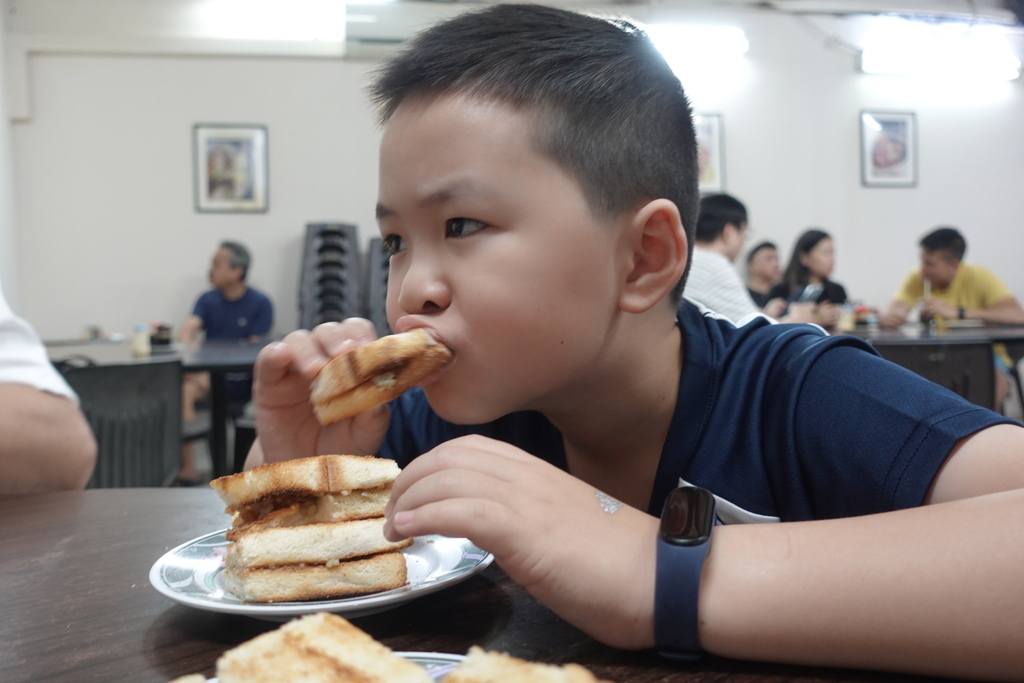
[310,329,453,425]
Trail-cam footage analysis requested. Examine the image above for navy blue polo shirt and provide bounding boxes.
[380,302,1012,521]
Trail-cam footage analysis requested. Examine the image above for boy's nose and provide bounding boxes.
[391,257,451,315]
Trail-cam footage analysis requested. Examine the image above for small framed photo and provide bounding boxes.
[193,124,269,212]
[860,111,916,188]
[694,113,724,194]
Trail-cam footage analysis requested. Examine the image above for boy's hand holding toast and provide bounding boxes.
[249,318,394,467]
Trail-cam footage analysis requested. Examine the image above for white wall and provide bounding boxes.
[12,53,382,338]
[6,5,1024,339]
[0,4,21,302]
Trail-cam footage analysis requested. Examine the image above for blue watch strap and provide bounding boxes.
[654,486,717,661]
[655,531,712,660]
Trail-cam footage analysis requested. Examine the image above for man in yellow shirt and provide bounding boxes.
[880,227,1024,328]
[880,226,1024,411]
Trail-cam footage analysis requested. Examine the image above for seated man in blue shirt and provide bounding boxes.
[178,241,272,484]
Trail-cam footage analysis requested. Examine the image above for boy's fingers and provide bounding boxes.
[389,435,549,503]
[253,341,296,385]
[388,466,526,520]
[384,497,527,562]
[311,318,379,358]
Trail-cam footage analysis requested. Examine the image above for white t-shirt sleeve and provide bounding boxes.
[684,248,760,324]
[0,289,78,402]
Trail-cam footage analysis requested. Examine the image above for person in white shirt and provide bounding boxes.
[0,283,96,492]
[686,194,810,325]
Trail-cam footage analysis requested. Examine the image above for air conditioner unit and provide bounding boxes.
[345,3,469,47]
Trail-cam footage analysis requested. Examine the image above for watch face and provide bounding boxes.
[660,487,715,546]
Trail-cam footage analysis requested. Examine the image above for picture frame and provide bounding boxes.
[694,113,724,194]
[860,111,916,188]
[193,124,269,212]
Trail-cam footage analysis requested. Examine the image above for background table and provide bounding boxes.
[0,489,950,683]
[177,339,271,477]
[850,323,1024,411]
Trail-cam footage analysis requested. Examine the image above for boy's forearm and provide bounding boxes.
[699,489,1024,680]
[970,299,1024,325]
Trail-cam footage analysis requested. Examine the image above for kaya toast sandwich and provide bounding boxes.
[210,454,412,602]
[171,612,615,683]
[310,328,453,425]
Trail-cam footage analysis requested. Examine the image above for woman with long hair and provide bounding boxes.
[769,228,848,328]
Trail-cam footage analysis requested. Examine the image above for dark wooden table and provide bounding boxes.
[848,323,1024,411]
[0,489,951,683]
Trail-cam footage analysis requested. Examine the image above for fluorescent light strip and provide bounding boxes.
[860,17,1021,81]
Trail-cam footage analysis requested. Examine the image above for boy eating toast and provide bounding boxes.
[245,4,1024,679]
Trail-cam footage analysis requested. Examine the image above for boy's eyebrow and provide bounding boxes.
[376,179,490,221]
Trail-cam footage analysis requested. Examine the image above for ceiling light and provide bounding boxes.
[646,25,750,103]
[861,16,1021,81]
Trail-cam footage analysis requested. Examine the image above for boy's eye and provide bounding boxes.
[381,234,405,255]
[445,218,486,239]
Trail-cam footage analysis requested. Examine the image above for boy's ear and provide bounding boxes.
[619,198,688,314]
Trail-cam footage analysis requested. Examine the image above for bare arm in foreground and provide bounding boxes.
[0,383,97,492]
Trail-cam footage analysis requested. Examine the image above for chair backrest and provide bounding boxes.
[59,359,183,488]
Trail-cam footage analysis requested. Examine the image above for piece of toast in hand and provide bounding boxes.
[310,329,452,425]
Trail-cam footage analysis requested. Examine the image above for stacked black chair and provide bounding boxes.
[298,223,362,330]
[364,237,392,335]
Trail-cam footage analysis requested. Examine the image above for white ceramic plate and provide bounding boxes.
[204,651,465,682]
[150,530,493,621]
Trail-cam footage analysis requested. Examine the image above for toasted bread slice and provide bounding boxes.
[216,612,434,683]
[225,488,393,541]
[225,518,413,569]
[310,329,452,425]
[445,646,613,683]
[223,551,408,602]
[211,455,400,513]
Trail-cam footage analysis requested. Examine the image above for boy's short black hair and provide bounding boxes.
[370,3,699,300]
[695,193,748,243]
[920,227,966,262]
[746,240,777,266]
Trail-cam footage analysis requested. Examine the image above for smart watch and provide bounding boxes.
[655,486,717,661]
[958,307,966,320]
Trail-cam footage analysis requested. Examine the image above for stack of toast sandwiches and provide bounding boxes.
[170,612,614,682]
[211,328,456,602]
[211,454,412,603]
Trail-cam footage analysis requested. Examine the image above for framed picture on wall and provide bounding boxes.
[860,111,916,188]
[193,124,269,212]
[694,113,724,194]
